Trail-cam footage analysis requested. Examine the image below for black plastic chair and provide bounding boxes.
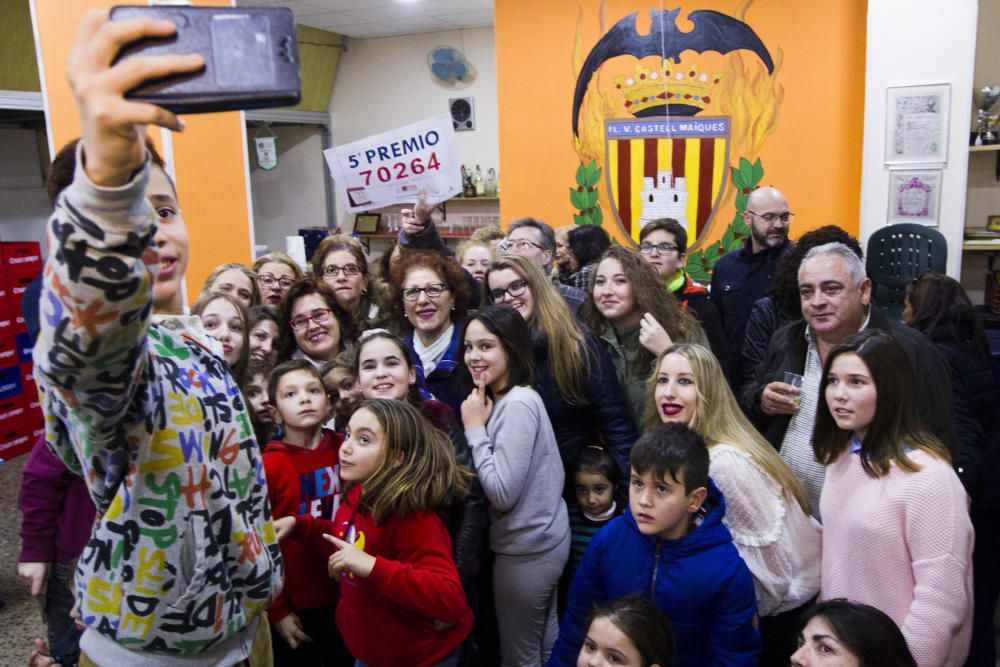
[865,223,947,319]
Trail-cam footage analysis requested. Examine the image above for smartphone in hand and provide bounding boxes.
[110,5,301,114]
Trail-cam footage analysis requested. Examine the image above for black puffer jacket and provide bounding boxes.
[742,303,957,455]
[531,327,638,481]
[926,324,1000,507]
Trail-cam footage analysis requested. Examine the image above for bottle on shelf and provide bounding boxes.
[474,164,485,196]
[485,168,497,197]
[462,163,476,197]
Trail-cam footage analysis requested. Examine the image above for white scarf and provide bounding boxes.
[414,323,454,375]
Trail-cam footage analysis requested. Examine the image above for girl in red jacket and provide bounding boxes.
[276,398,473,667]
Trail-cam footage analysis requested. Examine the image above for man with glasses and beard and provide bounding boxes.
[711,187,794,387]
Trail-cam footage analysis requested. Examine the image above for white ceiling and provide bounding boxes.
[237,0,494,38]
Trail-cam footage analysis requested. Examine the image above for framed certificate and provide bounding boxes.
[885,84,950,164]
[887,169,941,225]
[354,213,381,234]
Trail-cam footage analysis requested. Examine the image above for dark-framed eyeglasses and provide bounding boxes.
[401,284,449,302]
[323,263,363,278]
[504,238,544,253]
[489,279,529,302]
[638,242,679,255]
[746,210,795,224]
[290,308,333,331]
[258,274,295,289]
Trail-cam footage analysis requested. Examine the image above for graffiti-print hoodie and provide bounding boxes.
[33,150,282,662]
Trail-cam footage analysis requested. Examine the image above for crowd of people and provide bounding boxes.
[14,11,998,667]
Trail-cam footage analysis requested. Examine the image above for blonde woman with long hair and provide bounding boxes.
[646,342,821,667]
[484,254,638,480]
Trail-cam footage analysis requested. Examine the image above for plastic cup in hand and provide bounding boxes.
[783,372,804,407]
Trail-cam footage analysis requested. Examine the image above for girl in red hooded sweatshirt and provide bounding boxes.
[276,397,472,667]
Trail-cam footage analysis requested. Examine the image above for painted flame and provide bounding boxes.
[715,49,785,169]
[572,1,622,223]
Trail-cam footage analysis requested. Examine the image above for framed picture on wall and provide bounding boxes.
[887,169,942,225]
[354,213,381,234]
[885,84,950,164]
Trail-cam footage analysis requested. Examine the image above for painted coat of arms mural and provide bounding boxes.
[569,3,784,280]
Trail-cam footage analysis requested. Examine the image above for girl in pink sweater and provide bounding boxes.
[813,330,973,667]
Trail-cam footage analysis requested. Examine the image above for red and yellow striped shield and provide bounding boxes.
[605,116,730,248]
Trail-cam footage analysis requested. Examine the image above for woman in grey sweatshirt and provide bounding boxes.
[461,306,570,667]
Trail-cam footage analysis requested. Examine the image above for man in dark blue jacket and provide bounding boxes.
[549,424,759,667]
[711,187,793,386]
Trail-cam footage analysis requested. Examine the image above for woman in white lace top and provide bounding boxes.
[645,342,821,667]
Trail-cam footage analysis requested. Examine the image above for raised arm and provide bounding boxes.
[399,191,453,256]
[33,11,202,474]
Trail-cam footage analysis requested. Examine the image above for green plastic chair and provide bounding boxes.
[865,223,947,319]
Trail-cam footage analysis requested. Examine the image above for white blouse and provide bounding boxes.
[709,443,822,616]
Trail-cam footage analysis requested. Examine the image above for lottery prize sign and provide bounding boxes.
[324,113,462,213]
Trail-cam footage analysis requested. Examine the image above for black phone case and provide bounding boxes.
[110,5,300,114]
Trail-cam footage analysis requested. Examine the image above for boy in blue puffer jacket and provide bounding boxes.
[548,423,760,667]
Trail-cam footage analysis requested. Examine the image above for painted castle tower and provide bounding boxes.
[638,170,689,230]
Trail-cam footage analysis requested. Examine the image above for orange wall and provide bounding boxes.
[495,0,867,248]
[32,0,253,303]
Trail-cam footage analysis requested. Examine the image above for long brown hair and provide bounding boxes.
[276,279,355,363]
[905,271,989,359]
[812,329,950,477]
[645,343,811,514]
[583,245,704,373]
[354,399,470,524]
[484,254,589,403]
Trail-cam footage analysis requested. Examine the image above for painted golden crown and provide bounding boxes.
[614,61,725,117]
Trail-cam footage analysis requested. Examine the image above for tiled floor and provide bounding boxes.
[0,454,47,666]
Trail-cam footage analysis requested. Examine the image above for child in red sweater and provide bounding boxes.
[263,359,351,665]
[275,398,473,667]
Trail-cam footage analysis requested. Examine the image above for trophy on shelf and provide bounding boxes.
[974,86,1000,145]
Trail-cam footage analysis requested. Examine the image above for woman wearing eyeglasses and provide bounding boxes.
[276,279,356,368]
[484,255,638,482]
[253,251,303,308]
[389,251,473,421]
[311,235,390,331]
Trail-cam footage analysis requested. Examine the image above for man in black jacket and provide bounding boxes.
[743,242,955,518]
[711,186,793,386]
